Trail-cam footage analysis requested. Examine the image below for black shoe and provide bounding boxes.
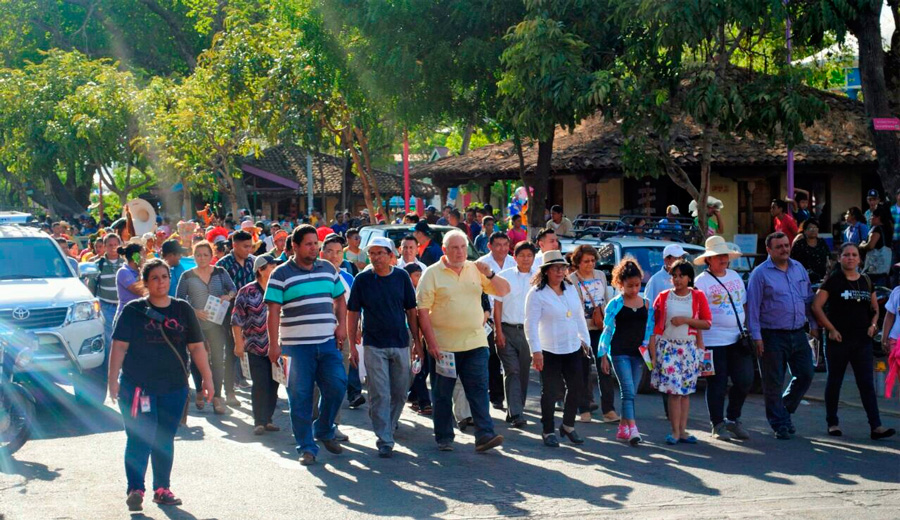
[475,434,504,452]
[787,422,796,435]
[322,439,343,454]
[828,426,843,437]
[871,427,896,440]
[511,416,527,429]
[505,414,514,424]
[378,445,393,458]
[492,401,506,411]
[555,400,564,411]
[457,417,473,432]
[775,427,791,440]
[348,395,366,409]
[559,425,585,445]
[542,433,560,447]
[588,402,600,412]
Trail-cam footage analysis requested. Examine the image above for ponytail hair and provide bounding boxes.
[612,257,643,287]
[117,242,143,265]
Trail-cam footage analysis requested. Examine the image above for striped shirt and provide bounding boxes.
[891,204,900,243]
[96,256,123,304]
[175,266,237,312]
[264,259,345,347]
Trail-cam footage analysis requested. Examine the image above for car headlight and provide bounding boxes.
[69,300,101,323]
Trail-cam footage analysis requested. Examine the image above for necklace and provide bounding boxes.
[846,274,864,303]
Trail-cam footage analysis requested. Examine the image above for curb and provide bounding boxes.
[805,394,900,419]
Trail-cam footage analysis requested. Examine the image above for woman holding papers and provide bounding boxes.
[176,240,236,414]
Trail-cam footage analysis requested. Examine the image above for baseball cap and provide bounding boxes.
[365,236,396,255]
[161,240,186,256]
[253,254,281,273]
[413,221,432,234]
[666,205,680,216]
[426,205,437,212]
[663,244,687,258]
[867,189,880,199]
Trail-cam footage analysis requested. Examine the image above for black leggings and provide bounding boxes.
[248,353,279,426]
[540,350,585,434]
[825,331,882,429]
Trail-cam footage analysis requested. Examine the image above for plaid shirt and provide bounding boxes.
[217,253,256,290]
[891,204,900,243]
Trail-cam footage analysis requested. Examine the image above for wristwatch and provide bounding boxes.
[487,270,496,279]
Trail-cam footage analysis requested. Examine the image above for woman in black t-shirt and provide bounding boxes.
[812,243,895,441]
[108,259,213,512]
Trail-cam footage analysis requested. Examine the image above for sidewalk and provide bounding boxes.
[804,368,900,419]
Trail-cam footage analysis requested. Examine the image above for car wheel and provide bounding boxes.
[73,365,107,406]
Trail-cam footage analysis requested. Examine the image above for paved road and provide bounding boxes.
[2,371,898,520]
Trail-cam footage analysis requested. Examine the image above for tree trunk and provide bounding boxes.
[460,122,475,156]
[45,172,86,216]
[523,135,553,239]
[850,6,900,196]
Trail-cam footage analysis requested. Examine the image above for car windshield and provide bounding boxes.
[0,237,73,280]
[597,244,705,285]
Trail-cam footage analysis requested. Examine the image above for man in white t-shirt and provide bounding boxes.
[494,240,538,428]
[397,235,426,271]
[478,231,515,411]
[693,236,752,441]
[533,228,559,267]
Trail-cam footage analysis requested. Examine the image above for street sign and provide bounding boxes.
[873,118,900,131]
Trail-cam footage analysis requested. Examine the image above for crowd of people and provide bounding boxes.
[34,195,899,513]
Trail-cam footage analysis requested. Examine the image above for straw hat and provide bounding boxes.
[693,236,742,265]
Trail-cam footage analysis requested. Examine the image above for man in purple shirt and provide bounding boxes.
[747,232,819,440]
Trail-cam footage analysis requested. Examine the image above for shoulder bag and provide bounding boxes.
[708,273,755,357]
[137,300,193,423]
[574,273,605,328]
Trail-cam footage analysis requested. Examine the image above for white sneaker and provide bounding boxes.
[628,425,642,446]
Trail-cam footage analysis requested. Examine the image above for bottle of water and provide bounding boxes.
[411,358,422,375]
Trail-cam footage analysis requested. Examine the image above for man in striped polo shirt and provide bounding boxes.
[265,225,348,466]
[94,233,123,367]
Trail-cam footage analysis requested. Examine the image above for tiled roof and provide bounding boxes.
[412,84,877,183]
[240,145,437,198]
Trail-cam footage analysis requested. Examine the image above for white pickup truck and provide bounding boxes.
[0,224,107,404]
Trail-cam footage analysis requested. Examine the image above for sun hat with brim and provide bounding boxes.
[693,236,743,265]
[539,250,568,270]
[365,236,396,255]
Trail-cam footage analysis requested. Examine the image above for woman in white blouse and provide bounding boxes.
[525,250,592,447]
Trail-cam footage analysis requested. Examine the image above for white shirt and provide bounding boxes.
[496,267,536,325]
[534,251,544,267]
[695,269,746,347]
[397,257,427,271]
[524,284,591,355]
[478,252,515,274]
[885,287,900,339]
[662,291,693,340]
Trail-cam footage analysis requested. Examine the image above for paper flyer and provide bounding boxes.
[435,351,457,378]
[203,294,229,325]
[272,356,288,386]
[638,345,653,370]
[700,349,715,377]
[240,353,250,380]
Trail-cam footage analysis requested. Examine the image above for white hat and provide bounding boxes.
[666,205,680,216]
[693,236,742,265]
[688,196,724,217]
[364,236,395,255]
[662,244,687,259]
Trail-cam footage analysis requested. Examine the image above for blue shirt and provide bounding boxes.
[746,257,815,340]
[474,234,490,255]
[168,261,186,297]
[644,267,672,306]
[347,267,417,349]
[844,221,868,245]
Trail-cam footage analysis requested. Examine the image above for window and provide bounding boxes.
[0,238,73,280]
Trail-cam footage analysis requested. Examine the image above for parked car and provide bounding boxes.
[358,224,479,260]
[0,224,107,405]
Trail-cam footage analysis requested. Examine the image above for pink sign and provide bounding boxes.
[873,118,900,131]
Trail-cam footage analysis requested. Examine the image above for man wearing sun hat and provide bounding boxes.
[347,237,422,458]
[694,236,753,441]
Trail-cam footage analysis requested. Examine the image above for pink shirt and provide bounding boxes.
[508,227,527,248]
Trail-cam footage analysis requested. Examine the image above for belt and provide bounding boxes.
[501,323,525,329]
[761,327,806,334]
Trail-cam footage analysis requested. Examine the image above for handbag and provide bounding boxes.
[709,273,756,357]
[575,273,605,328]
[863,245,892,275]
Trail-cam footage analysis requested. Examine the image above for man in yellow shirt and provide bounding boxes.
[417,230,510,453]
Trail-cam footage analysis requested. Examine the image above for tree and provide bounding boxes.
[794,0,900,195]
[498,0,619,234]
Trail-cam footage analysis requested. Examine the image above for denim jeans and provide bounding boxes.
[759,329,814,431]
[100,301,117,380]
[200,322,228,398]
[431,347,495,445]
[284,339,348,457]
[117,378,188,493]
[612,355,644,421]
[704,344,754,426]
[364,346,411,448]
[347,364,363,401]
[825,331,882,429]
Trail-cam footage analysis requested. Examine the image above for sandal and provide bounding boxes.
[827,426,843,437]
[195,394,205,411]
[417,405,433,416]
[212,397,228,415]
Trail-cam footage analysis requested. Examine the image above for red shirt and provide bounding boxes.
[774,214,799,243]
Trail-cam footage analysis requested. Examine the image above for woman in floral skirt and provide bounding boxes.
[650,260,712,445]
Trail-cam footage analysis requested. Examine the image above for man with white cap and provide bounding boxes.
[646,243,687,306]
[347,237,422,458]
[693,236,753,441]
[659,205,684,235]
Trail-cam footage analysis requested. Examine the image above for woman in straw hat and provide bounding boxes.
[693,236,754,441]
[650,260,712,445]
[524,250,591,447]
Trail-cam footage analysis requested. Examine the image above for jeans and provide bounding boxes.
[347,365,363,401]
[704,343,754,426]
[497,324,532,418]
[540,350,585,434]
[284,339,348,457]
[200,323,228,398]
[223,315,243,390]
[364,346,411,448]
[431,347,495,444]
[612,355,644,421]
[487,330,505,406]
[117,378,188,493]
[579,329,617,414]
[100,301,117,379]
[759,329,814,431]
[248,353,279,426]
[825,331,882,429]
